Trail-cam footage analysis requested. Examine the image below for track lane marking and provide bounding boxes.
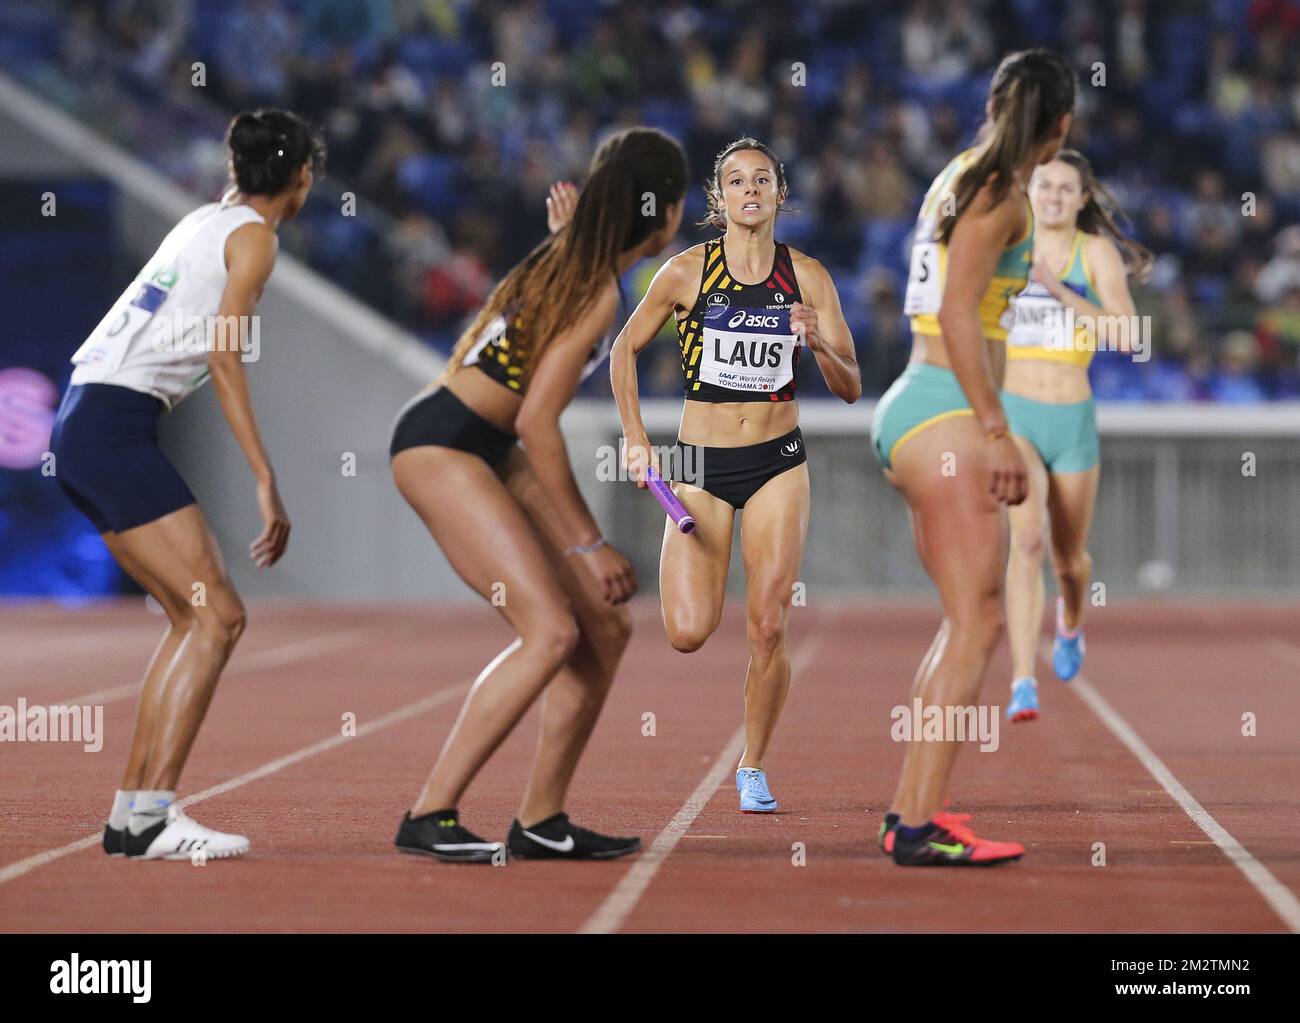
[1266,639,1300,670]
[0,677,469,887]
[578,638,823,935]
[1061,655,1300,933]
[39,630,370,709]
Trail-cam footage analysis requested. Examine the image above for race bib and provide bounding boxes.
[699,308,796,393]
[1006,283,1067,348]
[71,269,177,373]
[461,314,508,368]
[903,241,941,316]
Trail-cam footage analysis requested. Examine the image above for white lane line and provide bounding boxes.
[1065,664,1300,933]
[0,679,468,887]
[44,631,369,709]
[0,630,157,697]
[1265,639,1300,670]
[579,639,822,935]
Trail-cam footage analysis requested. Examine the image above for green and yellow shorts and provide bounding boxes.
[871,363,974,470]
[1002,391,1099,474]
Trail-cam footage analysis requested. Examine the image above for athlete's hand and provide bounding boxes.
[546,181,578,233]
[1029,255,1062,294]
[580,543,638,605]
[621,436,660,488]
[987,435,1028,505]
[789,302,821,351]
[251,477,291,568]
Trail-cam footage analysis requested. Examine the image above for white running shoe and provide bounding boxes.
[124,804,250,861]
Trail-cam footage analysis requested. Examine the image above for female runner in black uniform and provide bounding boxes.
[388,128,688,862]
[611,139,860,813]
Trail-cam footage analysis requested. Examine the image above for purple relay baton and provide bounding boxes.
[644,465,696,534]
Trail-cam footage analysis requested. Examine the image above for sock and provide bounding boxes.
[108,790,135,831]
[883,812,900,828]
[896,821,936,842]
[1012,675,1037,689]
[127,790,175,836]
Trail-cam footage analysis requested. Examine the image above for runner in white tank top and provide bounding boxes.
[49,108,323,863]
[69,200,267,409]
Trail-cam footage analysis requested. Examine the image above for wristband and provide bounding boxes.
[565,538,607,556]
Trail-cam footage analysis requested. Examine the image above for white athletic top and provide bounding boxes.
[69,200,266,409]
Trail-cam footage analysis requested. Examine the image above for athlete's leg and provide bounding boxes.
[736,463,810,769]
[100,532,195,789]
[102,505,246,791]
[889,609,948,810]
[658,482,735,652]
[1046,465,1100,630]
[1004,435,1050,681]
[393,447,579,816]
[499,449,632,826]
[889,416,1007,826]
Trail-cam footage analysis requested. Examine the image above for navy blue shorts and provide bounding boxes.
[49,383,197,534]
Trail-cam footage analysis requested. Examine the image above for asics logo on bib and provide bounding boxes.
[728,311,782,329]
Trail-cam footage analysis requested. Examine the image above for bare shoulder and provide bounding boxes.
[652,243,709,307]
[1083,230,1122,267]
[787,247,835,296]
[224,221,278,278]
[968,174,1027,240]
[663,242,707,280]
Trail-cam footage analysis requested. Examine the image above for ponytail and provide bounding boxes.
[443,127,688,387]
[936,49,1075,244]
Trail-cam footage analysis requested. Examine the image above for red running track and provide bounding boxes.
[0,598,1296,933]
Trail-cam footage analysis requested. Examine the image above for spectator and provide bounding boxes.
[216,0,294,107]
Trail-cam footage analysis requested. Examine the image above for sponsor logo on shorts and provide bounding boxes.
[781,439,801,457]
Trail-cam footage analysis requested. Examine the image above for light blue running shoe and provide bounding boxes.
[736,767,777,814]
[1052,598,1086,682]
[1006,676,1040,722]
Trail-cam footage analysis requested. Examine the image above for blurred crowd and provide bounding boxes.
[8,0,1300,399]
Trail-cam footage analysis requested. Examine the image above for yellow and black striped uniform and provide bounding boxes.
[676,239,802,402]
[465,284,627,394]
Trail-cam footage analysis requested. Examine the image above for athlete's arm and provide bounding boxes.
[210,221,290,567]
[937,186,1028,504]
[1042,234,1138,351]
[516,280,636,604]
[609,250,697,486]
[789,255,861,404]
